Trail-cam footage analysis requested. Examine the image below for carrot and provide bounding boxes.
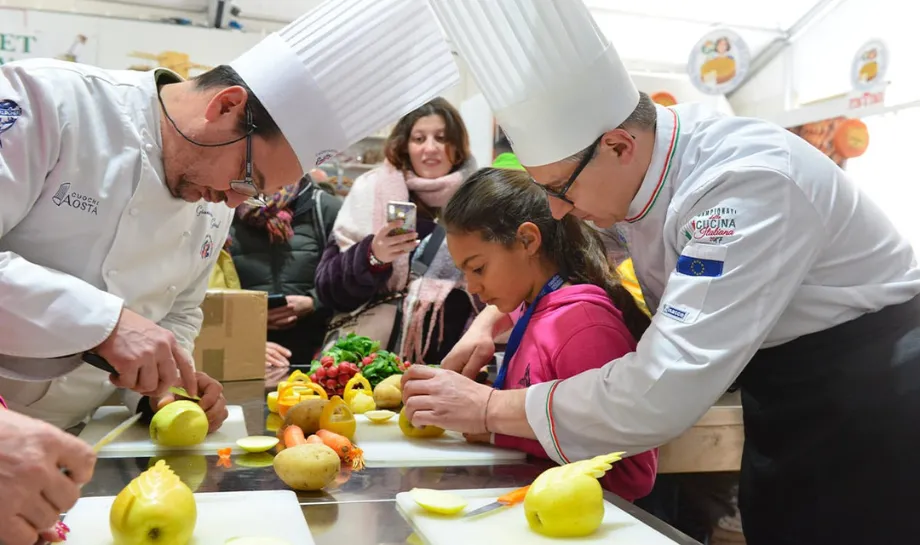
[315,429,365,470]
[283,425,307,448]
[305,434,324,445]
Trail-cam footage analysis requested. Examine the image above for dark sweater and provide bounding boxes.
[229,185,342,364]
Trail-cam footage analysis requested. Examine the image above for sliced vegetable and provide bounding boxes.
[277,395,301,419]
[283,425,307,448]
[364,410,396,423]
[305,434,324,445]
[266,391,280,414]
[410,488,468,515]
[318,396,357,439]
[348,392,376,414]
[343,374,372,404]
[237,435,281,453]
[315,429,365,471]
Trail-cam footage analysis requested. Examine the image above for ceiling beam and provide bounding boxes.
[726,0,848,99]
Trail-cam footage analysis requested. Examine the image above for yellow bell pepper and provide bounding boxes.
[319,395,357,440]
[343,373,372,404]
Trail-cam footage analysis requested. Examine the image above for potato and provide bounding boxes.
[373,384,402,409]
[283,398,328,434]
[272,443,340,491]
[378,374,403,389]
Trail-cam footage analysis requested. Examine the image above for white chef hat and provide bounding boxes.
[229,0,459,172]
[430,0,638,167]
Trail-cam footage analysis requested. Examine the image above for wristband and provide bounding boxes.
[483,389,496,434]
[368,245,391,271]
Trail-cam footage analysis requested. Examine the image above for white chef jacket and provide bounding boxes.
[0,59,233,429]
[525,102,920,463]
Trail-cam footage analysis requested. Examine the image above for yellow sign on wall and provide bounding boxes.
[129,50,211,78]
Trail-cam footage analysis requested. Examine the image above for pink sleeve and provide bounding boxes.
[0,395,6,409]
[493,433,551,459]
[552,323,658,502]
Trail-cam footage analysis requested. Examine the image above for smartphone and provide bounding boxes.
[387,201,417,235]
[267,293,288,309]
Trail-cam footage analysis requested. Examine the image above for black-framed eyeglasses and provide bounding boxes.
[535,136,602,206]
[534,132,635,206]
[229,108,265,206]
[157,87,262,205]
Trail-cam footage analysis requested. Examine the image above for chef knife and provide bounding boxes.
[82,352,201,401]
[463,485,530,518]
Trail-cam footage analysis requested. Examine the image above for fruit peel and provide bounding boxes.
[398,407,444,439]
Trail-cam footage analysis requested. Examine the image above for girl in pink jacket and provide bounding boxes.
[442,168,657,502]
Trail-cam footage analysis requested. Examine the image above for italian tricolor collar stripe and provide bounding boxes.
[626,109,680,224]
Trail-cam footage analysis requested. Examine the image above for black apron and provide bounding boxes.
[736,294,920,545]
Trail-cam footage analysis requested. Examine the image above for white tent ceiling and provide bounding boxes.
[35,0,844,90]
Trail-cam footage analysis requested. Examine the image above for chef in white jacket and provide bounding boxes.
[403,2,920,544]
[0,0,459,543]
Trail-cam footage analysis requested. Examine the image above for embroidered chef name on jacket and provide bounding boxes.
[196,204,222,229]
[684,206,737,244]
[51,182,99,215]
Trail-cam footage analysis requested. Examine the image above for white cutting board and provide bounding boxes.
[354,415,526,467]
[63,490,314,545]
[396,488,679,545]
[77,405,248,458]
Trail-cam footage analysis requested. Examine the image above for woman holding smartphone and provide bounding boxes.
[314,97,478,364]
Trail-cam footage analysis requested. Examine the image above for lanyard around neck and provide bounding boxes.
[493,274,566,390]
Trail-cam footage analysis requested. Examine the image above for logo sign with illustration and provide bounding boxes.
[848,39,888,111]
[687,29,751,96]
[651,92,678,107]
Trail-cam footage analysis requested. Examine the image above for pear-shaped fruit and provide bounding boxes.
[110,459,197,545]
[398,407,444,439]
[523,451,624,538]
[150,400,209,447]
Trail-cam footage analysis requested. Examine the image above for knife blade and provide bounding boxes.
[91,412,143,453]
[463,485,530,518]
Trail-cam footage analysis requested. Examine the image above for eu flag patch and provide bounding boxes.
[677,255,724,277]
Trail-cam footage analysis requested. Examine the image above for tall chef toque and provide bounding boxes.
[429,0,638,167]
[230,0,459,172]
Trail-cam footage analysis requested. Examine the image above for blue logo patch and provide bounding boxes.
[676,255,724,277]
[663,304,688,321]
[0,99,22,148]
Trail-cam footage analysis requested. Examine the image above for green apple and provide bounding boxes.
[524,473,604,537]
[110,460,197,545]
[150,400,209,447]
[147,455,208,492]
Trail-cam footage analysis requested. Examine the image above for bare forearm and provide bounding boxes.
[485,388,536,440]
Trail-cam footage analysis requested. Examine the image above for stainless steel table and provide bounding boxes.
[84,375,702,545]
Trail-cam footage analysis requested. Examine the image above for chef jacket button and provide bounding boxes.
[59,376,68,383]
[182,231,191,238]
[168,285,177,293]
[145,143,153,152]
[129,208,139,217]
[101,379,110,386]
[108,269,118,278]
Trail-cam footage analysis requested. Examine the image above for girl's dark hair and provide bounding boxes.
[443,168,650,342]
[385,97,471,175]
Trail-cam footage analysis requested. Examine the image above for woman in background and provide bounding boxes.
[315,97,478,365]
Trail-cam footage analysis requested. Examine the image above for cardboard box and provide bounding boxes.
[192,289,267,382]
